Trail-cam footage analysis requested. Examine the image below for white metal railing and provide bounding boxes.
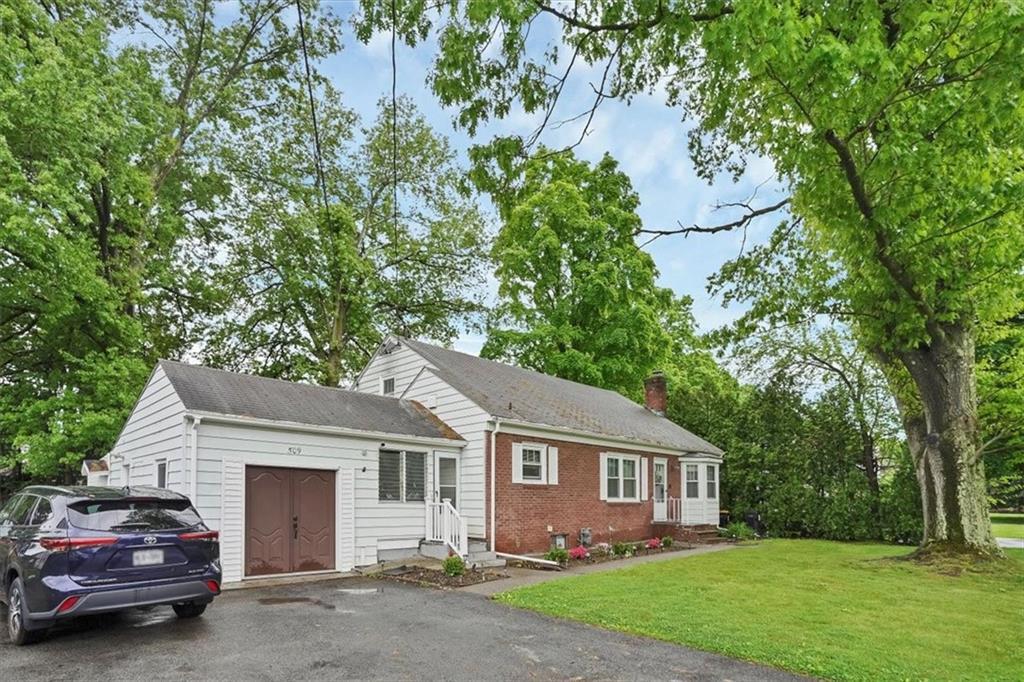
[425,499,468,557]
[661,497,683,524]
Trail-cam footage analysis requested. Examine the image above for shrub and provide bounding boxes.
[590,542,611,557]
[568,545,590,560]
[544,547,570,564]
[719,521,756,540]
[611,541,632,557]
[442,554,466,577]
[661,535,674,548]
[645,537,662,550]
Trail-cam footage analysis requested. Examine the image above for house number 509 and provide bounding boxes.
[288,446,302,455]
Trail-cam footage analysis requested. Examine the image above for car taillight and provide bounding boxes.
[57,596,81,613]
[179,530,219,542]
[40,537,118,552]
[205,580,220,594]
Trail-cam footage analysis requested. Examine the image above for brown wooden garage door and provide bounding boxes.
[245,466,336,577]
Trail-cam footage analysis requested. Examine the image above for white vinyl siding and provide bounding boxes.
[199,419,459,582]
[357,343,490,537]
[108,365,187,493]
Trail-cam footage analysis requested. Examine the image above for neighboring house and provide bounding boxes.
[100,337,723,585]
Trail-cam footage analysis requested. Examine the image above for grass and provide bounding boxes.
[496,540,1024,681]
[991,512,1024,539]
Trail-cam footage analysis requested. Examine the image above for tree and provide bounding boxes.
[482,151,685,396]
[205,92,488,386]
[357,0,1024,557]
[0,0,340,476]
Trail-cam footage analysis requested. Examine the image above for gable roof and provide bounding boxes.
[397,338,723,456]
[158,360,462,441]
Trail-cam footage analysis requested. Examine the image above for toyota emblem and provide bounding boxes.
[143,535,158,545]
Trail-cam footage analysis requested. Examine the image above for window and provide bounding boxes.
[29,497,52,526]
[68,499,203,532]
[5,495,37,526]
[378,449,426,502]
[605,454,641,501]
[521,447,543,481]
[706,465,717,499]
[155,459,168,488]
[653,460,666,502]
[513,442,555,484]
[685,464,699,499]
[382,377,396,395]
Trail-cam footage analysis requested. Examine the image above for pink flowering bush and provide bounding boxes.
[645,537,662,550]
[568,545,590,560]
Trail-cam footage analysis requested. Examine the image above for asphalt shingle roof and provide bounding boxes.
[159,360,462,441]
[398,338,724,456]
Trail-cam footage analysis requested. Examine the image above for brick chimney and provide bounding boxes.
[644,371,667,416]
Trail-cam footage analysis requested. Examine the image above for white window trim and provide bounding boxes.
[685,463,700,499]
[154,458,167,488]
[706,463,719,500]
[513,442,548,485]
[381,376,396,396]
[604,452,643,503]
[378,449,427,504]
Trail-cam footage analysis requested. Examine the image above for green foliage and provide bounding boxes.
[719,522,756,541]
[1,0,341,477]
[204,93,488,386]
[482,150,686,397]
[660,536,673,548]
[442,554,466,577]
[543,547,569,564]
[611,542,632,557]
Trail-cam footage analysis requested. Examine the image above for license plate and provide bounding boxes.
[133,549,164,566]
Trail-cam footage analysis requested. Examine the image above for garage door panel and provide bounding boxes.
[245,467,291,577]
[245,466,335,577]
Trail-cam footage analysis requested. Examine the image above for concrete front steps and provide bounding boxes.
[652,523,731,545]
[419,538,507,569]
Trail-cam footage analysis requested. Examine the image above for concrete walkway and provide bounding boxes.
[463,543,736,596]
[997,536,1023,550]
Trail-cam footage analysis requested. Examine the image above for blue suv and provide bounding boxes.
[0,485,221,645]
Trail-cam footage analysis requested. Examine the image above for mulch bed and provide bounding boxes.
[377,565,508,589]
[507,542,702,570]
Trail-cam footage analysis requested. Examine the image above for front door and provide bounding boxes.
[653,458,668,521]
[245,466,336,577]
[434,453,459,508]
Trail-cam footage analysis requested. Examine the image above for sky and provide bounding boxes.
[220,2,789,355]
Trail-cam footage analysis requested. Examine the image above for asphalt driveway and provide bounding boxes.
[2,577,801,681]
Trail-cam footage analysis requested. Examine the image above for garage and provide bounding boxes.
[245,466,336,577]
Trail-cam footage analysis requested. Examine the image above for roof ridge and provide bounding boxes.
[398,337,636,404]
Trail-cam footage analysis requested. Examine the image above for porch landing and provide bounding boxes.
[652,523,731,545]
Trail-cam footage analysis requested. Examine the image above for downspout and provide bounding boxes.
[490,418,500,553]
[189,416,202,504]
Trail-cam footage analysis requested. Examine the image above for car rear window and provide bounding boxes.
[68,499,203,532]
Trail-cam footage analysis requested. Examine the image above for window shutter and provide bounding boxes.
[599,453,608,501]
[640,457,649,501]
[512,443,523,484]
[547,447,558,485]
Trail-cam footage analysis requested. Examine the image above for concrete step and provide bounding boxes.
[419,540,506,568]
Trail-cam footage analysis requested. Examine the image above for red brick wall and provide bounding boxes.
[485,431,682,554]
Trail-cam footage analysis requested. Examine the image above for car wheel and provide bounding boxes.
[172,602,207,619]
[7,578,43,646]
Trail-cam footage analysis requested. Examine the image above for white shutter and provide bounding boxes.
[640,457,649,501]
[547,447,558,485]
[512,443,523,484]
[599,453,608,501]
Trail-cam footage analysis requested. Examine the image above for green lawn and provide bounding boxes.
[992,513,1024,539]
[496,540,1024,681]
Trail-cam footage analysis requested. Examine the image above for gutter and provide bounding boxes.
[182,410,467,448]
[189,416,202,504]
[490,418,500,552]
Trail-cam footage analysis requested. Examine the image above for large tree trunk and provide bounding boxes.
[896,324,998,556]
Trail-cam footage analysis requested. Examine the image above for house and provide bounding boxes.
[100,337,723,584]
